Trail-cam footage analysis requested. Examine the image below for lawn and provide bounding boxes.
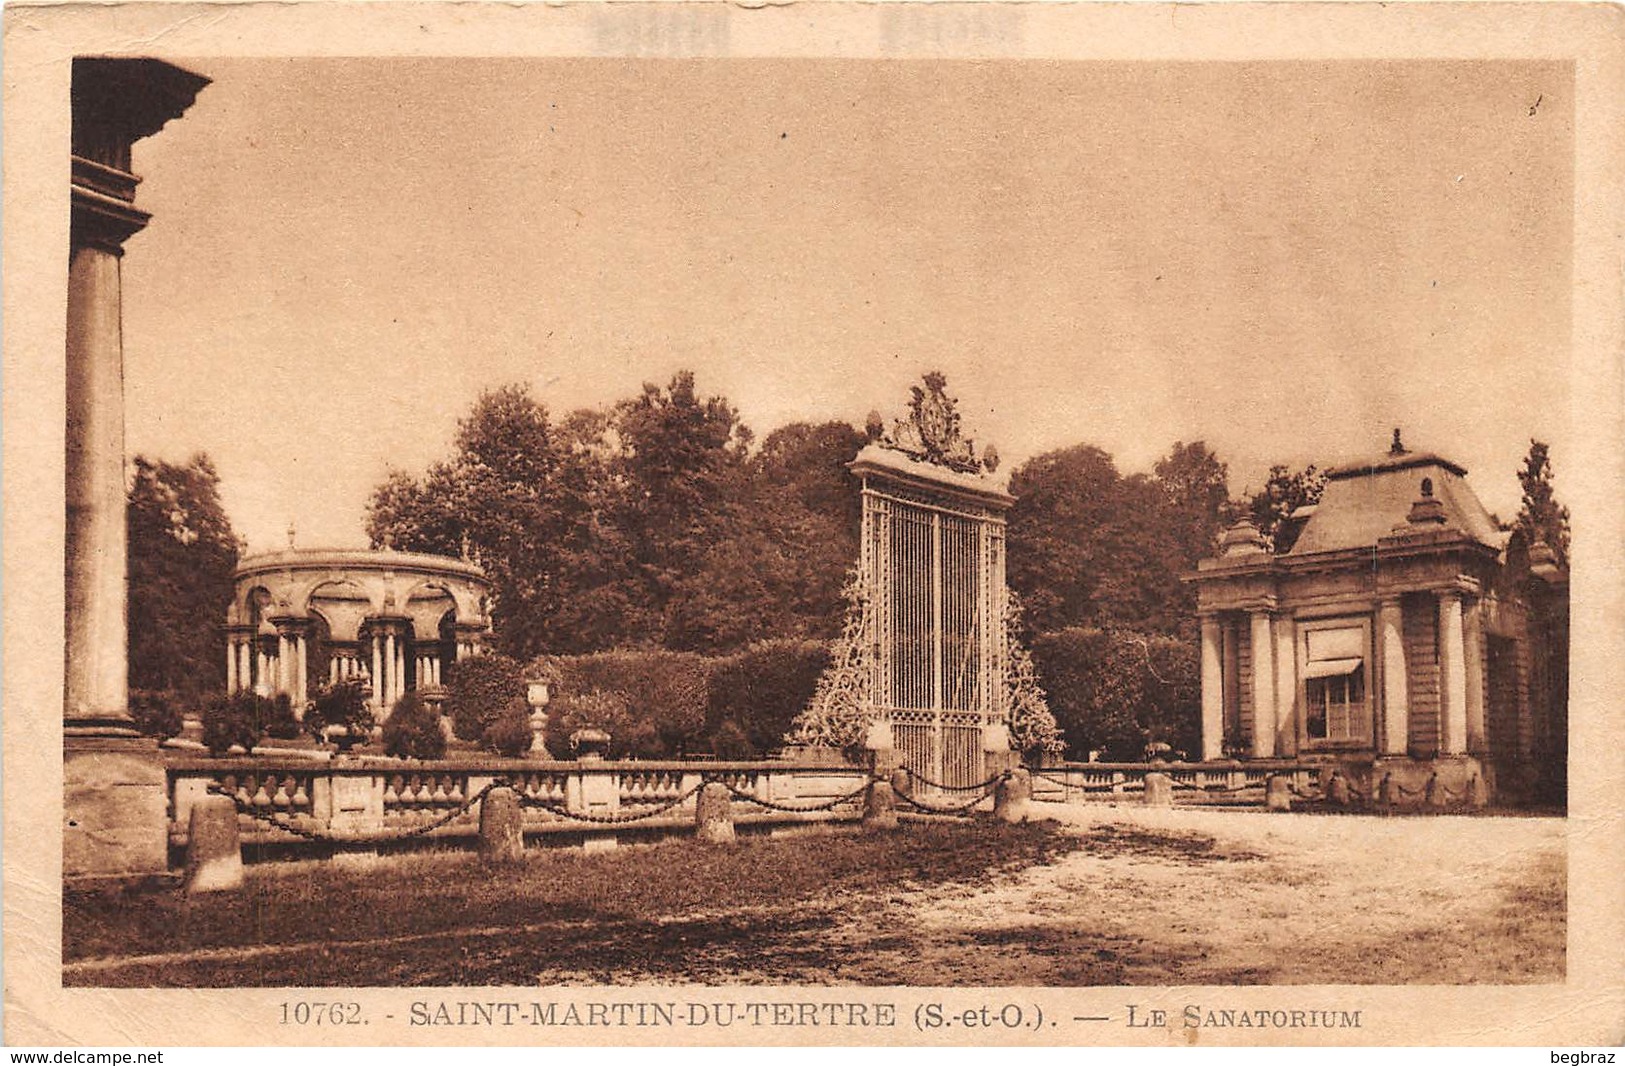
[63,808,1565,987]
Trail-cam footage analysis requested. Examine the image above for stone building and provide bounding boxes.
[228,548,493,717]
[1188,433,1568,805]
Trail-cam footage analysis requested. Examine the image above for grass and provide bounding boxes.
[63,813,1567,987]
[64,821,1081,985]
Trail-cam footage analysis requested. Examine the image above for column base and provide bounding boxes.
[64,734,170,882]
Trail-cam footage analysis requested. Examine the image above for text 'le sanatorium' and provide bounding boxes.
[405,1002,1363,1030]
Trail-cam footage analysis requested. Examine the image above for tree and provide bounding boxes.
[1007,444,1207,637]
[1514,440,1570,567]
[1006,445,1126,634]
[365,385,591,660]
[611,371,753,650]
[680,420,865,649]
[1153,440,1233,563]
[1247,463,1326,553]
[127,454,239,704]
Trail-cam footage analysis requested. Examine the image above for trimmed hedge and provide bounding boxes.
[539,650,710,758]
[1028,627,1200,762]
[535,641,830,759]
[445,653,527,743]
[706,640,830,758]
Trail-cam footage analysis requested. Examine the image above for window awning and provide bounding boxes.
[1304,657,1363,679]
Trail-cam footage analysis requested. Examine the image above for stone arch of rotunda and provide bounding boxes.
[227,548,493,718]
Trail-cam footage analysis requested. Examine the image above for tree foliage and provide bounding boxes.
[366,374,866,657]
[1247,463,1326,553]
[1007,441,1232,639]
[127,454,239,704]
[1029,627,1200,761]
[1514,439,1570,567]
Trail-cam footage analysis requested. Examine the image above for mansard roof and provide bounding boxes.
[1287,447,1504,557]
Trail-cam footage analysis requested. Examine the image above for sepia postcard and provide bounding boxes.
[4,0,1624,1050]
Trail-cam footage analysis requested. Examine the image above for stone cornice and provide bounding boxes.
[235,547,490,587]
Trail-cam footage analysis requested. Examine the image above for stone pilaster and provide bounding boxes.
[1272,614,1297,757]
[1379,598,1409,755]
[1199,616,1223,761]
[1249,611,1276,758]
[1438,591,1468,755]
[1463,597,1486,754]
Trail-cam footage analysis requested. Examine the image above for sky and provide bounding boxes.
[120,58,1573,553]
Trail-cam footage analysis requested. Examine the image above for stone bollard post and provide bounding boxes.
[863,779,899,831]
[889,767,912,800]
[478,786,525,863]
[1378,773,1397,808]
[695,782,735,845]
[1142,771,1173,808]
[994,769,1032,823]
[1326,772,1351,807]
[1466,774,1485,808]
[1265,775,1292,812]
[184,794,244,894]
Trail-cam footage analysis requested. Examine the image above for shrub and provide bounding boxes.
[305,679,376,742]
[201,692,261,756]
[706,640,830,757]
[539,650,710,758]
[482,703,535,758]
[445,653,526,742]
[261,693,303,740]
[128,689,184,740]
[381,691,447,760]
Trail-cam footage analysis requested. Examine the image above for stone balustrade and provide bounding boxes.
[1026,760,1324,806]
[165,756,872,857]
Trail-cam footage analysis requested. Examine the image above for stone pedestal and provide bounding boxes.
[184,794,243,894]
[1265,775,1292,812]
[478,786,525,863]
[1142,772,1173,807]
[993,768,1031,823]
[64,737,169,881]
[862,780,898,831]
[694,782,735,845]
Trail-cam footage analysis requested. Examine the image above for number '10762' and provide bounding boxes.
[280,1002,365,1025]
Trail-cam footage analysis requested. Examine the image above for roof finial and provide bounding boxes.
[286,520,297,549]
[1390,427,1406,456]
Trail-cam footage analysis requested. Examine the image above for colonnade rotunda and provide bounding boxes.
[226,548,493,717]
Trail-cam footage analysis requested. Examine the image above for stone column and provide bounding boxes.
[236,640,249,692]
[64,241,132,732]
[1273,615,1297,757]
[295,632,308,708]
[1199,616,1224,760]
[63,58,210,881]
[370,632,383,710]
[1463,597,1486,754]
[225,638,237,694]
[1249,612,1276,758]
[1380,598,1409,755]
[1438,591,1468,755]
[383,630,396,711]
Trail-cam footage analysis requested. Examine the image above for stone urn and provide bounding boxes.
[571,727,611,761]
